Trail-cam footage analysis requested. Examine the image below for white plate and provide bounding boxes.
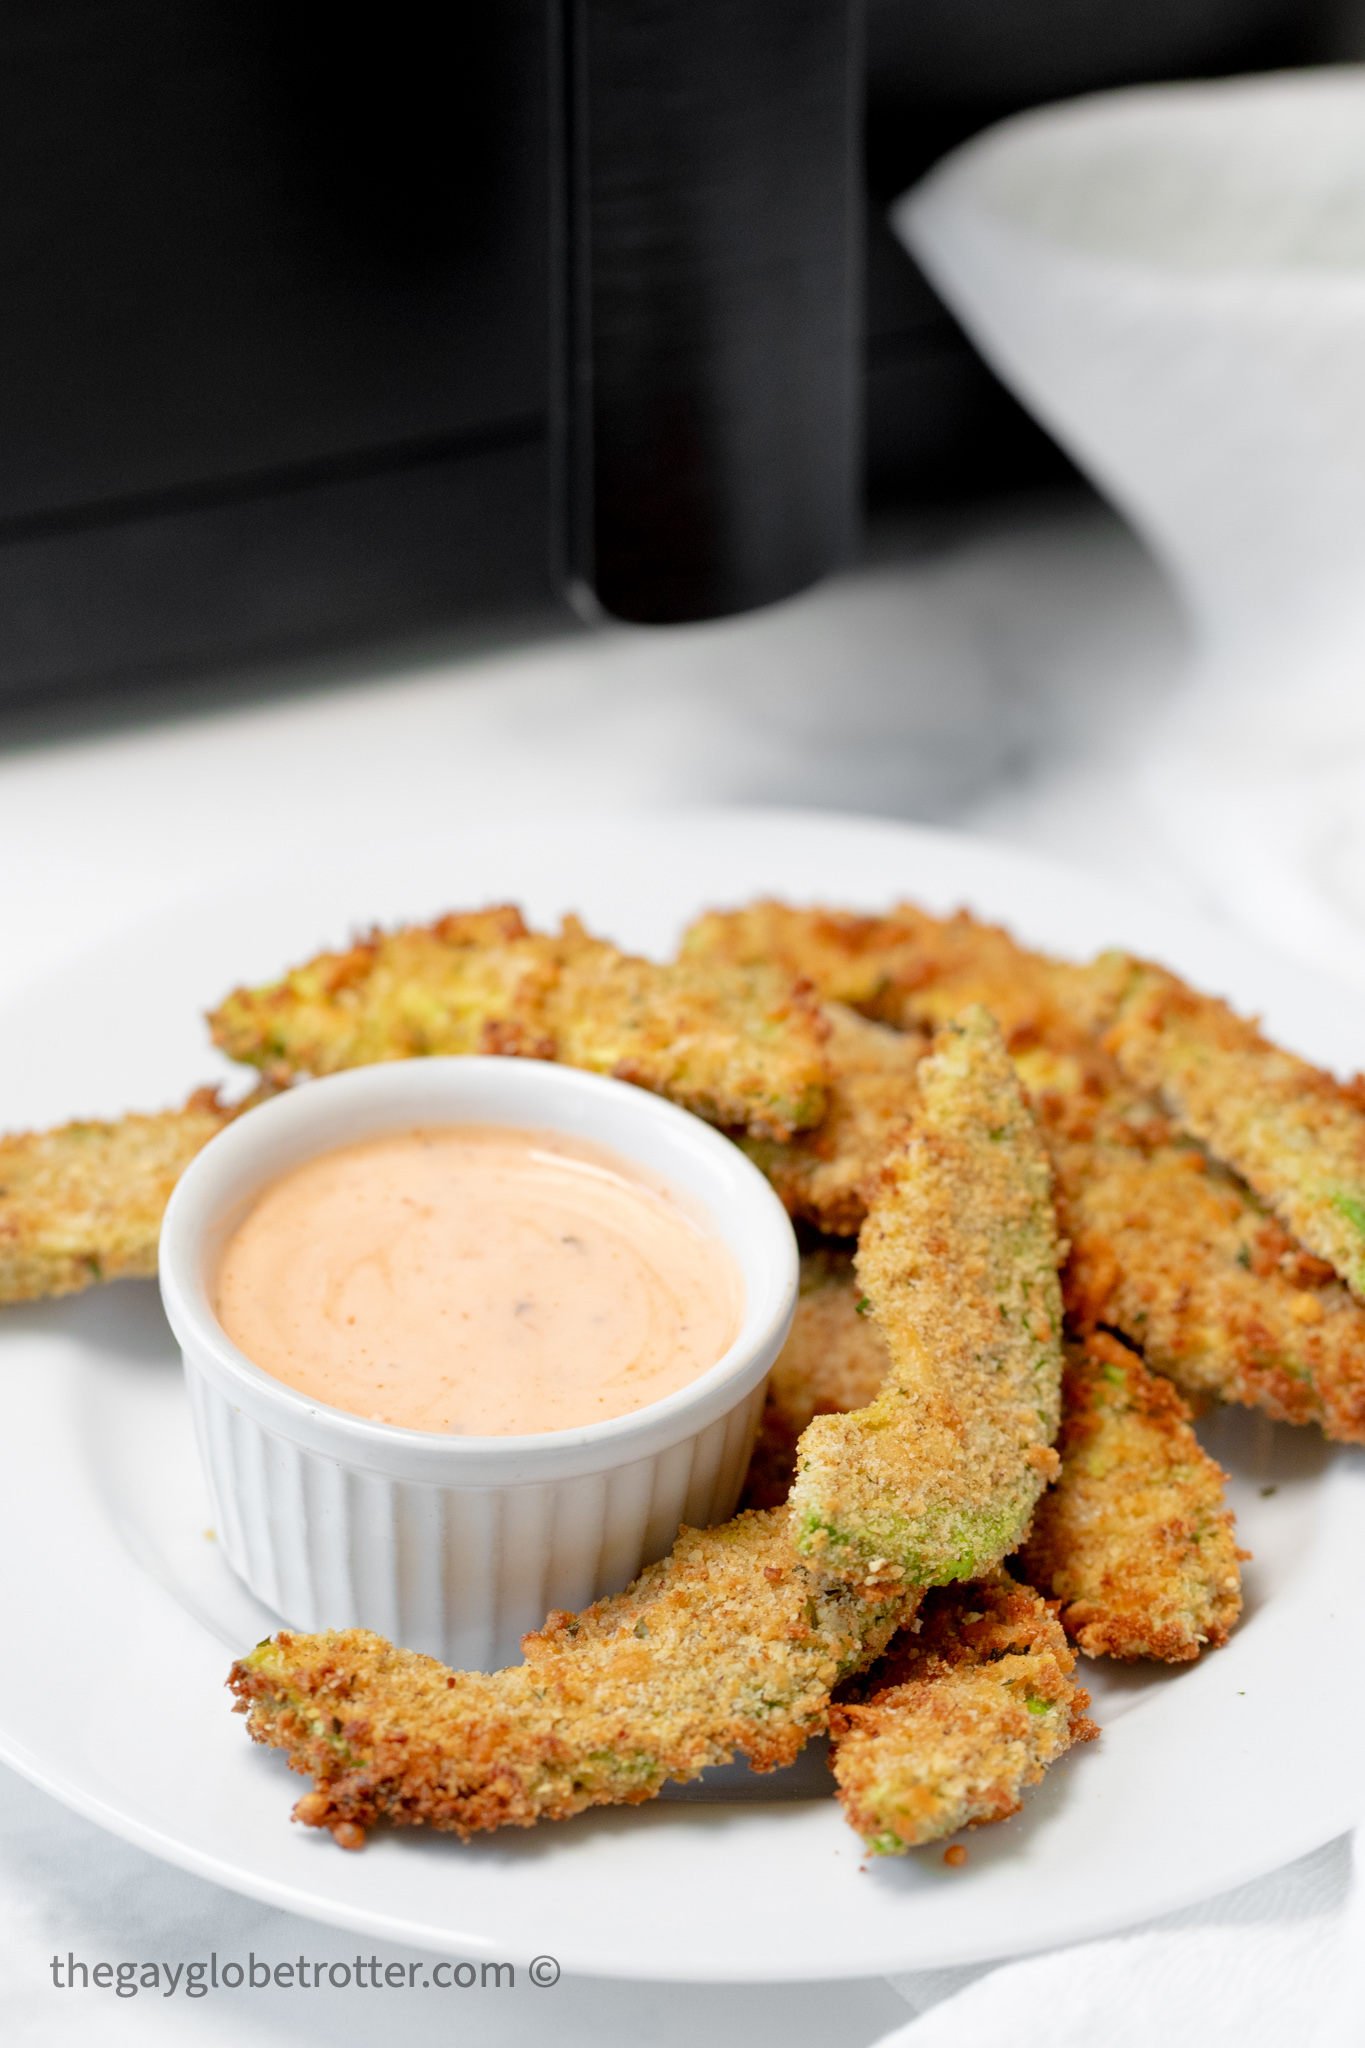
[1,806,1363,1982]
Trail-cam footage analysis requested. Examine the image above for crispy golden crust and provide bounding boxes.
[738,1248,1243,1666]
[788,1009,1064,1588]
[683,898,1112,1046]
[209,906,560,1072]
[1044,1077,1365,1441]
[228,1510,914,1845]
[829,1575,1097,1853]
[210,906,828,1142]
[1020,1333,1243,1662]
[0,1086,251,1305]
[741,1244,893,1512]
[737,1003,927,1234]
[1103,956,1365,1301]
[693,899,1365,1442]
[547,919,828,1140]
[685,900,937,1014]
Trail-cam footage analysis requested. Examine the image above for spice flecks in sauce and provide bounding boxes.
[214,1125,743,1435]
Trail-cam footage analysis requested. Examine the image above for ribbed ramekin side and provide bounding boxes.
[434,1486,500,1670]
[291,1453,346,1624]
[187,1372,283,1614]
[183,1349,773,1675]
[330,1464,394,1644]
[594,1456,661,1604]
[705,1379,769,1525]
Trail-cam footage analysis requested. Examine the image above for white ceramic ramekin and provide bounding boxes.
[160,1057,797,1670]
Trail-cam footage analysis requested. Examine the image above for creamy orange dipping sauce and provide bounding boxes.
[213,1125,744,1435]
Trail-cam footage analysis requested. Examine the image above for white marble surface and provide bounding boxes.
[0,491,1203,1014]
[0,490,1342,2046]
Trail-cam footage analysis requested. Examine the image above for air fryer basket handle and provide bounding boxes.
[555,0,861,626]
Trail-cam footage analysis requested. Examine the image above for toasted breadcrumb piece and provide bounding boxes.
[0,1086,259,1305]
[1020,1332,1243,1662]
[1102,956,1365,1302]
[737,1003,927,1234]
[228,1509,915,1845]
[741,1243,893,1511]
[830,1574,1097,1853]
[210,905,827,1141]
[789,1008,1064,1589]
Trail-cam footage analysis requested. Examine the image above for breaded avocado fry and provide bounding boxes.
[788,1008,1064,1589]
[210,906,828,1141]
[1048,1077,1365,1442]
[228,1509,914,1845]
[1020,1333,1243,1663]
[209,906,561,1072]
[545,921,828,1139]
[737,1003,927,1235]
[682,897,1112,1045]
[693,900,1365,1443]
[830,1574,1096,1854]
[740,1253,1245,1664]
[1103,957,1365,1301]
[0,1087,255,1305]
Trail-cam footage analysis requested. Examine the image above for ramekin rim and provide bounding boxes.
[159,1057,797,1471]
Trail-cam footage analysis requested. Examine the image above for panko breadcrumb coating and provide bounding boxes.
[693,898,1365,1441]
[1103,956,1365,1302]
[228,1509,915,1845]
[741,1243,892,1512]
[789,1008,1064,1589]
[0,1086,258,1305]
[685,899,938,1015]
[1046,1075,1365,1441]
[210,906,560,1070]
[210,906,828,1141]
[738,1246,1245,1667]
[830,1574,1096,1853]
[546,919,828,1139]
[1020,1333,1243,1662]
[682,898,1113,1045]
[737,1002,927,1235]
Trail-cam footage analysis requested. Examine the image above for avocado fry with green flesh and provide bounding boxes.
[829,1573,1097,1854]
[209,906,828,1143]
[1020,1331,1244,1663]
[788,1007,1065,1589]
[1102,955,1365,1302]
[545,920,829,1140]
[741,1248,1245,1664]
[228,1508,915,1847]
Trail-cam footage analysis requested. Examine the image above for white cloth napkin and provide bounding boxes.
[875,1833,1353,2046]
[898,68,1365,1001]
